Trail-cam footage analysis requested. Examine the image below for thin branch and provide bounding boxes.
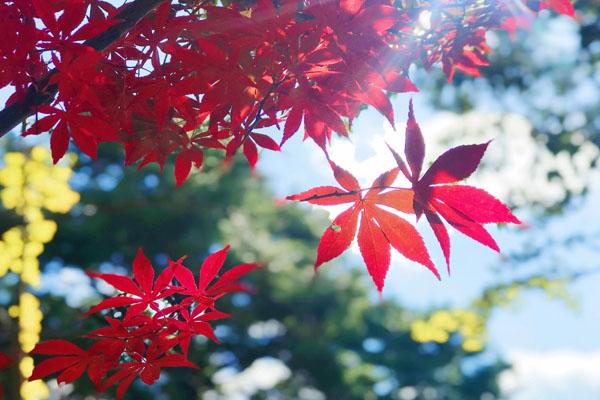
[232,77,289,154]
[291,185,412,202]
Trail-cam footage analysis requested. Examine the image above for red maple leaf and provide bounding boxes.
[440,28,491,83]
[86,315,161,343]
[99,341,196,400]
[25,102,117,162]
[288,161,436,292]
[87,248,175,317]
[28,339,122,388]
[174,147,205,187]
[387,100,521,271]
[170,307,229,356]
[172,245,260,306]
[542,0,575,17]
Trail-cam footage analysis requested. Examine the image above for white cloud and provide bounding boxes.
[39,266,99,307]
[211,357,291,399]
[247,319,286,340]
[500,350,600,400]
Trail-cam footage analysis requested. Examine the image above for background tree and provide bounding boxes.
[1,145,508,399]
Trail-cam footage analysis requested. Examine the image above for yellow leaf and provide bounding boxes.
[26,220,57,243]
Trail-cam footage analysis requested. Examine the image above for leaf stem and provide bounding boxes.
[292,185,412,202]
[232,76,289,154]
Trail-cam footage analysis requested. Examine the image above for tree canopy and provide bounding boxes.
[0,0,583,399]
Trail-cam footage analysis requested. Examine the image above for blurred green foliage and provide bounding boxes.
[30,144,506,399]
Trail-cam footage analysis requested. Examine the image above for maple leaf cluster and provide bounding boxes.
[288,101,521,292]
[1,0,575,182]
[28,246,258,399]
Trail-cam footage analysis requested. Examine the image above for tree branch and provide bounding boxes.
[0,0,168,138]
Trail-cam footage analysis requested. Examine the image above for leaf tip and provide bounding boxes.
[408,98,414,120]
[508,212,522,225]
[430,264,442,281]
